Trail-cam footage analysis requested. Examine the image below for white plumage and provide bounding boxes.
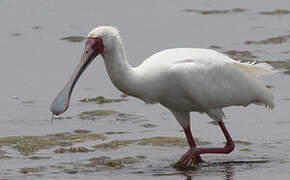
[88,27,274,126]
[51,26,275,166]
[124,48,274,126]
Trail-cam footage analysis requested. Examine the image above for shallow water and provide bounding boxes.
[1,0,290,179]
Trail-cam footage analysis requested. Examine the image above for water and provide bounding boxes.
[0,0,290,179]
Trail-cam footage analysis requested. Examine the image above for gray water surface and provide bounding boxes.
[0,0,290,179]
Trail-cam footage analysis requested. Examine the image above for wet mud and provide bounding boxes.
[80,95,127,104]
[224,50,257,61]
[209,45,222,49]
[260,9,290,15]
[140,123,158,128]
[94,136,211,150]
[19,166,46,174]
[0,131,106,155]
[105,131,128,135]
[79,110,119,120]
[85,156,141,169]
[245,35,290,45]
[263,60,290,74]
[60,36,86,42]
[10,33,21,37]
[182,8,246,15]
[54,147,91,153]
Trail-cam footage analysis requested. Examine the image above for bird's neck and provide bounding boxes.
[101,38,141,97]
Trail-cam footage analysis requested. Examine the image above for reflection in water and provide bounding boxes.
[224,164,234,180]
[179,160,269,180]
[180,163,235,180]
[150,161,237,179]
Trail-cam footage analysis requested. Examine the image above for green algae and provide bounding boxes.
[60,36,85,42]
[63,168,79,174]
[140,123,158,128]
[245,35,290,45]
[260,9,290,15]
[54,147,91,154]
[115,113,143,122]
[263,60,290,74]
[49,165,65,169]
[138,136,188,147]
[53,156,143,173]
[182,8,246,15]
[94,136,211,150]
[224,50,257,61]
[21,100,35,104]
[80,110,119,120]
[80,96,127,104]
[68,132,106,141]
[0,131,106,155]
[0,149,6,155]
[86,156,141,169]
[94,140,135,149]
[80,110,142,122]
[28,156,51,160]
[73,129,91,134]
[48,156,142,173]
[105,131,128,135]
[19,166,46,174]
[209,45,222,49]
[239,148,252,152]
[52,116,73,120]
[0,155,11,159]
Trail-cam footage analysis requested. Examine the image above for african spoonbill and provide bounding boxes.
[51,26,275,167]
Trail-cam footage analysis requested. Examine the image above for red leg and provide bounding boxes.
[174,120,235,169]
[183,127,203,162]
[174,127,203,168]
[194,120,235,155]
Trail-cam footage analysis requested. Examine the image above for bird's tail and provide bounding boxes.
[234,61,277,77]
[253,82,275,110]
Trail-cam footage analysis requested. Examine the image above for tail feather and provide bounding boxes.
[234,61,277,77]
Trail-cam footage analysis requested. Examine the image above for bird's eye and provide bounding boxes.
[96,38,102,44]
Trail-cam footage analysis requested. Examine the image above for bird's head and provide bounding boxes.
[50,26,119,115]
[88,26,120,53]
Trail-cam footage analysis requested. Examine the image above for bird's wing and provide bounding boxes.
[169,59,274,110]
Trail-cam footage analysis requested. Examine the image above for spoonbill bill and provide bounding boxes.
[51,26,275,167]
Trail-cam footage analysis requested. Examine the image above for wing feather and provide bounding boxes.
[169,59,274,109]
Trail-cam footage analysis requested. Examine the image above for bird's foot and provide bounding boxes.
[174,148,204,169]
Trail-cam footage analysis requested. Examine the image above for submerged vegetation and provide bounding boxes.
[79,110,119,120]
[80,96,127,104]
[245,35,290,45]
[182,8,246,15]
[94,136,211,150]
[263,60,290,74]
[54,147,91,153]
[86,156,141,169]
[60,36,85,42]
[224,50,257,61]
[0,131,106,155]
[19,166,47,174]
[260,9,290,15]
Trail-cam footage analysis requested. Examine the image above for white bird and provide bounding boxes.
[51,26,275,168]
